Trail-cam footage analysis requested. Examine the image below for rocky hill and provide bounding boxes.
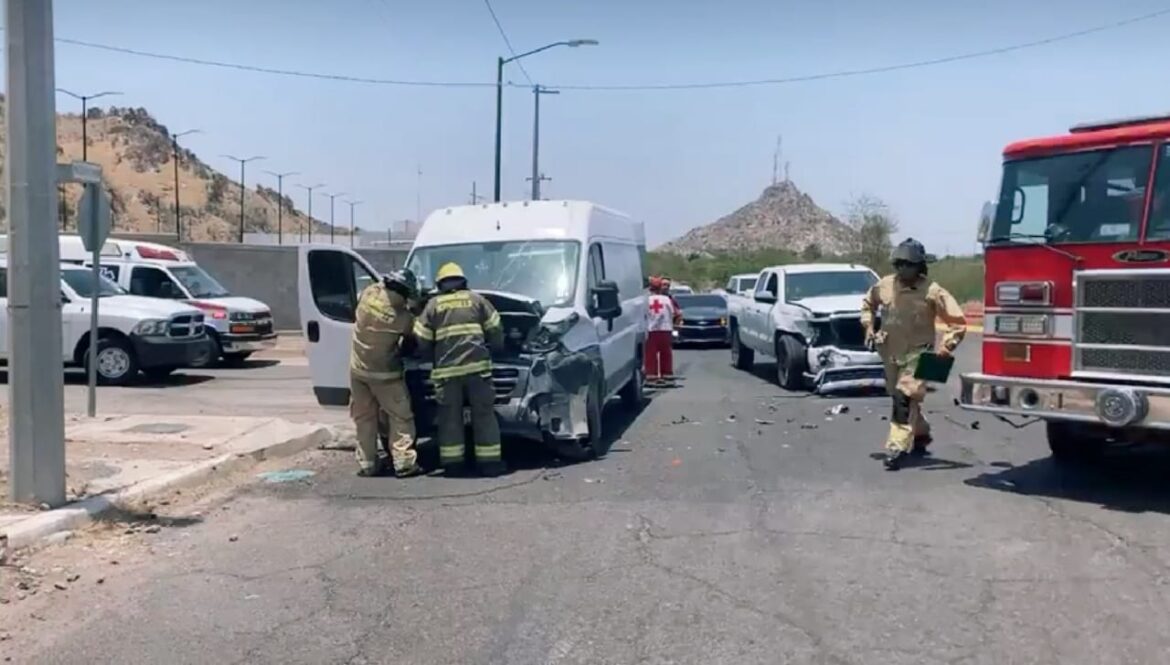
[658,181,856,256]
[0,98,330,241]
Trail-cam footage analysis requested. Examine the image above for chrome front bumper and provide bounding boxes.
[959,372,1170,430]
[805,346,885,394]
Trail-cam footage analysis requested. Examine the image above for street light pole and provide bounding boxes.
[222,154,265,243]
[265,170,299,245]
[492,38,597,202]
[345,200,362,248]
[325,192,347,244]
[531,85,560,201]
[170,129,199,241]
[296,183,324,243]
[56,88,120,230]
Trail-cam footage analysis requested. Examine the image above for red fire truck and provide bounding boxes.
[960,113,1170,462]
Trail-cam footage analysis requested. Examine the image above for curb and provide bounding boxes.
[2,424,332,551]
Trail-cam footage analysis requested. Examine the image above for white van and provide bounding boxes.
[58,236,276,366]
[0,258,210,384]
[298,200,648,460]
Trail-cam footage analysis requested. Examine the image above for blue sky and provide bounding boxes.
[15,0,1170,252]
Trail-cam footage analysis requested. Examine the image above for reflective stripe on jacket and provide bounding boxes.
[350,283,412,380]
[413,289,504,381]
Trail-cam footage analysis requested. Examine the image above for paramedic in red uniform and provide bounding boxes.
[644,277,677,387]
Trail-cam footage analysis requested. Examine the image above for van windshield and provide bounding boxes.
[406,240,580,308]
[170,265,230,298]
[61,269,126,298]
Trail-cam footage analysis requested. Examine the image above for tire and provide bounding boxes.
[731,326,754,370]
[142,366,177,381]
[222,352,253,367]
[553,379,606,462]
[190,334,221,369]
[619,362,646,410]
[775,334,808,391]
[1046,421,1106,464]
[88,337,139,386]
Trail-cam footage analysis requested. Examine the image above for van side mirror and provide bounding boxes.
[591,280,622,320]
[754,291,776,304]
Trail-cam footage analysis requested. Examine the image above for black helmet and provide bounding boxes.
[891,238,927,265]
[383,268,419,299]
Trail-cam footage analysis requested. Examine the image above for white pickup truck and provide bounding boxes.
[726,263,884,394]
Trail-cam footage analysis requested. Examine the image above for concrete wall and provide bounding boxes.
[108,234,409,329]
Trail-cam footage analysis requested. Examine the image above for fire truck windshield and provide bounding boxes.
[990,145,1154,245]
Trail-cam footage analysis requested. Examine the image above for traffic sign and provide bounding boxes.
[77,183,111,252]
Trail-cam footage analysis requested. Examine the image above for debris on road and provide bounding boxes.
[669,415,691,425]
[754,418,775,425]
[257,469,316,484]
[826,404,850,416]
[584,478,604,484]
[670,459,682,467]
[726,414,737,423]
[53,582,68,591]
[143,525,161,534]
[800,423,819,430]
[228,535,239,542]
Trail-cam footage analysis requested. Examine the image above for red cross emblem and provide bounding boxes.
[649,298,665,314]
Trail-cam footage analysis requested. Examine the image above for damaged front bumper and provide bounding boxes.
[404,346,602,443]
[803,345,885,394]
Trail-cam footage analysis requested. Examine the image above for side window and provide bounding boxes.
[587,244,605,288]
[99,265,120,283]
[1148,144,1170,240]
[754,273,771,296]
[766,273,779,296]
[308,250,377,323]
[600,242,642,298]
[130,266,183,299]
[0,267,6,298]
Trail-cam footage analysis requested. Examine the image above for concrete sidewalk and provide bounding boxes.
[0,414,333,550]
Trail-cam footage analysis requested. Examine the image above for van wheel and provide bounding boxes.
[553,379,606,462]
[1047,421,1106,465]
[731,327,754,370]
[620,363,646,410]
[89,337,139,386]
[776,334,808,391]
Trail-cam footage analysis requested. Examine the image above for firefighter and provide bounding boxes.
[413,262,506,477]
[861,238,967,471]
[645,276,677,387]
[350,269,422,478]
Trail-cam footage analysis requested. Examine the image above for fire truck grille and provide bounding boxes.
[1075,271,1170,381]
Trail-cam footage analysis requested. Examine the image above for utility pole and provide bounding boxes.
[170,129,199,241]
[265,170,298,245]
[8,0,66,505]
[772,135,782,186]
[416,164,422,225]
[530,85,560,201]
[56,88,120,230]
[222,154,264,243]
[345,199,362,248]
[325,191,346,244]
[526,173,551,200]
[296,182,324,243]
[470,181,485,204]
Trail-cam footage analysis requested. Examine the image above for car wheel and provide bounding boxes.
[90,337,139,386]
[731,327,754,370]
[776,334,808,391]
[1046,421,1106,464]
[619,362,646,410]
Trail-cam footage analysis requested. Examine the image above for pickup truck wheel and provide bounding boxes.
[775,335,808,391]
[190,334,221,369]
[89,337,139,386]
[1047,421,1106,464]
[731,328,754,370]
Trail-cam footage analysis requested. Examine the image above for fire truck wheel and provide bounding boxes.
[1046,421,1106,464]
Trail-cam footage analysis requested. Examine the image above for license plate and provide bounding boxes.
[462,408,472,425]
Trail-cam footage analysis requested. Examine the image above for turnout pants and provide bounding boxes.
[434,373,501,468]
[883,354,932,454]
[350,374,418,473]
[644,330,674,379]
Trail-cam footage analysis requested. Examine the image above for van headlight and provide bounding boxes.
[133,319,169,336]
[525,312,580,352]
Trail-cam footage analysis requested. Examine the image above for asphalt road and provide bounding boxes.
[9,342,1170,664]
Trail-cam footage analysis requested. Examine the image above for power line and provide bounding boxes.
[481,0,533,85]
[39,7,1170,92]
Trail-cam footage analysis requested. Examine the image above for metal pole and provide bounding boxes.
[7,0,66,505]
[531,86,539,201]
[86,210,98,418]
[80,96,86,161]
[329,194,335,243]
[238,160,245,243]
[307,188,313,243]
[172,136,181,239]
[493,56,503,202]
[277,175,283,245]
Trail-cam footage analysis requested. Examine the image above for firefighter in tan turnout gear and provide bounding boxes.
[861,238,967,471]
[350,269,422,478]
[413,262,507,477]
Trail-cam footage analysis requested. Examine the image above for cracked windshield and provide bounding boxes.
[8,2,1170,663]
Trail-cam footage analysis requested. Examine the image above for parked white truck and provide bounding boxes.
[726,263,884,394]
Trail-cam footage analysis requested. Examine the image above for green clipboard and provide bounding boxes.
[913,351,955,383]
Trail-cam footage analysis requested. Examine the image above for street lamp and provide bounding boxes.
[222,154,265,243]
[530,85,560,200]
[56,88,121,161]
[171,129,200,241]
[264,170,299,245]
[345,200,363,248]
[493,38,597,202]
[296,183,325,243]
[324,192,347,244]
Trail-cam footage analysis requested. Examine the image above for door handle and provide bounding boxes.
[307,321,320,342]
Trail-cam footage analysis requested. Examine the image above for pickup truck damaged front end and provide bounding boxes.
[802,312,885,394]
[403,292,601,443]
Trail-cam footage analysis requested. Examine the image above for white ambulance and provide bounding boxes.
[298,200,648,461]
[59,236,277,366]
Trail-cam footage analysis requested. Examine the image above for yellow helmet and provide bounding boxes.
[436,262,465,282]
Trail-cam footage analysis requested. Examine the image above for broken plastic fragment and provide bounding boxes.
[257,469,316,484]
[826,404,850,415]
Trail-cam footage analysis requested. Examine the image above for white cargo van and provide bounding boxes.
[0,258,210,384]
[299,200,648,460]
[58,236,276,366]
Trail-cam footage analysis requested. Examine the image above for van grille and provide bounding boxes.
[1074,270,1170,382]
